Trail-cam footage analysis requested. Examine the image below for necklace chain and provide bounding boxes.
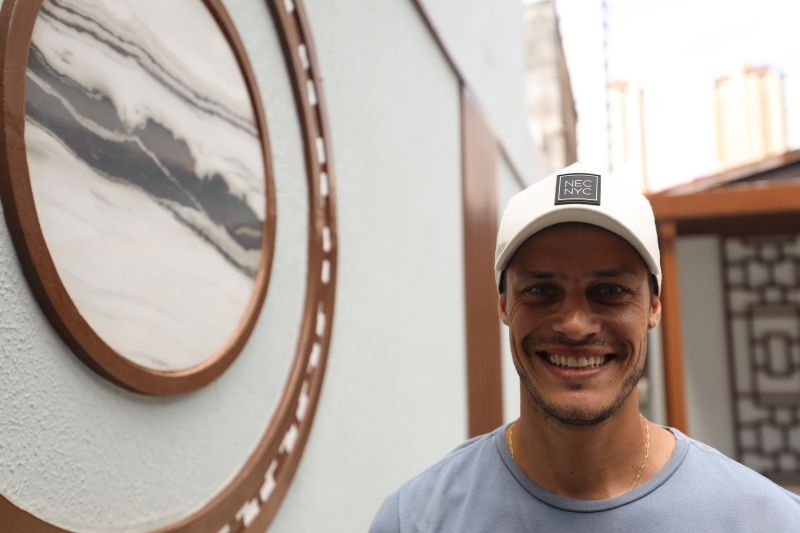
[630,414,649,490]
[508,423,517,461]
[507,414,650,492]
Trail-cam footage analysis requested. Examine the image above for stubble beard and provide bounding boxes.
[513,335,646,427]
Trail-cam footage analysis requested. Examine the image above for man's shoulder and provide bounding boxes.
[675,429,800,505]
[679,429,782,482]
[396,428,501,496]
[369,428,508,533]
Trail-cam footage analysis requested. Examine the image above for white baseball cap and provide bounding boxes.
[494,162,661,293]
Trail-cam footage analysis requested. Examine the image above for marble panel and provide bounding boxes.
[25,0,268,371]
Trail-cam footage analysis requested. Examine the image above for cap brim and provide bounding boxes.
[494,206,662,285]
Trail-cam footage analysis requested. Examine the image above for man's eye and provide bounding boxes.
[593,285,625,297]
[526,285,557,296]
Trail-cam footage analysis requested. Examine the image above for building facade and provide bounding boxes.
[714,65,787,170]
[522,0,577,174]
[609,80,648,191]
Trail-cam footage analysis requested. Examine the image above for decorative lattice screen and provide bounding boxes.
[722,236,800,484]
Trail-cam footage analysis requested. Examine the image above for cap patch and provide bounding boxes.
[554,173,601,205]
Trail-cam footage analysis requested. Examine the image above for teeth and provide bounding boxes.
[547,353,607,369]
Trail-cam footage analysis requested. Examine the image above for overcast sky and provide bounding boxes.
[551,0,800,190]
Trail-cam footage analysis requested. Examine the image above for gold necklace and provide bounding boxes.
[506,414,650,491]
[630,414,650,490]
[508,422,517,461]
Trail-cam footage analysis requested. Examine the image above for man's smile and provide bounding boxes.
[524,338,622,372]
[544,353,608,369]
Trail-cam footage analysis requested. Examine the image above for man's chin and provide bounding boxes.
[537,401,620,426]
[517,354,645,427]
[522,375,643,427]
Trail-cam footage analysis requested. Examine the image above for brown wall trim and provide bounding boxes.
[657,221,688,432]
[461,88,504,437]
[0,498,70,533]
[675,212,800,237]
[649,180,800,221]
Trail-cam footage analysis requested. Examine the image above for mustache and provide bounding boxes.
[522,334,625,354]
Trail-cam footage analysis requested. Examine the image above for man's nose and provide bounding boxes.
[552,297,600,340]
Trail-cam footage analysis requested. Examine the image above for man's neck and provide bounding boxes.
[508,399,675,500]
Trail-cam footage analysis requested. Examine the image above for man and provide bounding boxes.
[370,163,800,532]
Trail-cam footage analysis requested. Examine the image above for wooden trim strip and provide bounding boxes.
[657,220,688,432]
[649,180,800,221]
[0,498,70,533]
[674,212,800,238]
[461,88,504,437]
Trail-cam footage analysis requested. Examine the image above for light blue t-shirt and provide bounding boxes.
[370,425,800,532]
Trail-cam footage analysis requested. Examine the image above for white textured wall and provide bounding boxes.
[0,0,536,531]
[269,1,467,530]
[677,235,736,457]
[419,0,538,182]
[644,325,668,426]
[0,0,311,530]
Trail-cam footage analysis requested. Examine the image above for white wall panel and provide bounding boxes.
[0,0,536,530]
[269,1,467,531]
[677,235,736,457]
[0,0,310,529]
[419,0,539,182]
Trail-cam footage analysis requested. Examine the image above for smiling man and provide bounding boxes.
[369,163,800,532]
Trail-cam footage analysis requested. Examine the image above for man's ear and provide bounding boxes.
[648,295,662,329]
[498,293,509,325]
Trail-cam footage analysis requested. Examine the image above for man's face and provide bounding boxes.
[498,223,661,426]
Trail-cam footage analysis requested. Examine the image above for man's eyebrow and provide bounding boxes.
[516,270,567,280]
[586,268,637,278]
[514,269,639,281]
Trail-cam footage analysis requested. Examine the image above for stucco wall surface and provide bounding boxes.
[269,0,467,530]
[419,0,538,182]
[677,235,736,457]
[0,0,310,530]
[0,0,535,531]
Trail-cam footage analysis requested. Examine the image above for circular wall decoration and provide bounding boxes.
[0,0,337,531]
[0,0,276,395]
